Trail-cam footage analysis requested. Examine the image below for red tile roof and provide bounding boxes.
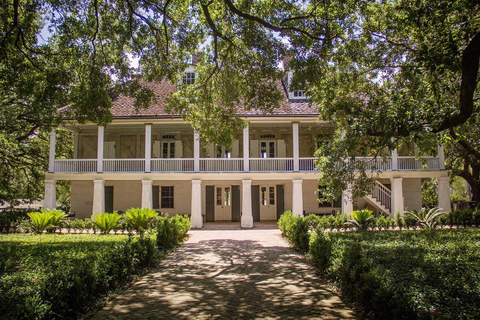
[110,79,319,118]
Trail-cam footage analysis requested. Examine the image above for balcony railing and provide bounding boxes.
[51,156,442,173]
[250,158,294,172]
[54,159,97,173]
[398,156,440,171]
[355,157,393,171]
[104,159,145,172]
[151,159,194,172]
[200,159,243,172]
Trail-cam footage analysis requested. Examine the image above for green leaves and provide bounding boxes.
[407,206,445,229]
[346,209,375,231]
[125,208,158,234]
[27,209,67,233]
[92,212,122,234]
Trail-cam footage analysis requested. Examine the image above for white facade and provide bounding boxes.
[45,116,450,228]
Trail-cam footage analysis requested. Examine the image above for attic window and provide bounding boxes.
[260,134,275,139]
[293,90,306,97]
[162,134,175,139]
[182,72,195,85]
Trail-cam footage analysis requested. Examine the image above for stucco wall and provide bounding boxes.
[403,178,422,211]
[154,180,192,216]
[104,180,142,212]
[71,181,94,218]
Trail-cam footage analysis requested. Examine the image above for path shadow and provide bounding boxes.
[94,237,355,319]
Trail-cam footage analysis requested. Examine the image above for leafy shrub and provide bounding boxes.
[27,209,66,234]
[0,209,30,233]
[278,211,310,252]
[156,214,191,251]
[309,229,332,271]
[408,207,444,229]
[125,208,158,235]
[307,229,480,319]
[395,212,404,230]
[346,209,374,231]
[0,234,159,320]
[92,212,121,234]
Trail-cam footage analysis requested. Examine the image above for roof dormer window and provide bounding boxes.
[182,72,195,85]
[293,90,306,98]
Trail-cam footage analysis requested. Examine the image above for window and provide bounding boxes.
[260,134,275,139]
[161,186,174,208]
[261,187,267,206]
[162,141,175,158]
[269,187,275,205]
[317,185,342,207]
[162,134,175,139]
[260,141,275,158]
[182,72,195,85]
[224,187,231,206]
[216,187,222,206]
[293,90,306,97]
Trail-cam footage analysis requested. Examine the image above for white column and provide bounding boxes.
[391,148,398,171]
[44,180,56,209]
[342,184,354,214]
[438,176,451,213]
[194,130,200,172]
[243,123,250,172]
[145,124,152,172]
[141,180,153,209]
[241,179,253,228]
[92,180,105,215]
[48,129,56,173]
[293,122,299,172]
[97,126,104,173]
[73,132,79,159]
[292,179,304,216]
[438,144,445,170]
[190,179,203,228]
[391,177,404,216]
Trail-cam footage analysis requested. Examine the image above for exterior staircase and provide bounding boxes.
[365,181,391,215]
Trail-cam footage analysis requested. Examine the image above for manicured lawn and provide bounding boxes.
[0,234,158,320]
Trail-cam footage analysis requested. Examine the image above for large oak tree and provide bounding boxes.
[1,0,479,203]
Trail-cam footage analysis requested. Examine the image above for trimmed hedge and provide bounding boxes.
[279,212,480,319]
[0,214,191,320]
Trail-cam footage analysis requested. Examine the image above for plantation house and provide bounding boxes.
[44,69,451,228]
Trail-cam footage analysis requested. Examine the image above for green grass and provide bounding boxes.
[0,233,158,320]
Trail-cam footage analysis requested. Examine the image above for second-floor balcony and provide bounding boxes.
[52,156,441,174]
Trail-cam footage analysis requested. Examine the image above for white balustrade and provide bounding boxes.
[200,159,243,172]
[52,156,442,173]
[103,159,145,172]
[151,159,194,172]
[53,159,97,173]
[371,181,392,211]
[249,158,294,172]
[398,157,440,171]
[299,158,316,172]
[355,157,392,171]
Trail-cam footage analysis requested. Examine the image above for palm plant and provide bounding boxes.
[92,212,121,234]
[27,209,66,234]
[408,207,445,229]
[345,209,374,231]
[125,208,159,235]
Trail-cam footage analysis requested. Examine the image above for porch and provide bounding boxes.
[51,156,442,173]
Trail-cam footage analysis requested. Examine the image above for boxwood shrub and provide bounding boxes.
[279,212,480,319]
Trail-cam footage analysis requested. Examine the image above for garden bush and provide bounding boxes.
[0,209,30,232]
[278,211,311,252]
[280,213,480,319]
[156,214,191,251]
[0,233,159,320]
